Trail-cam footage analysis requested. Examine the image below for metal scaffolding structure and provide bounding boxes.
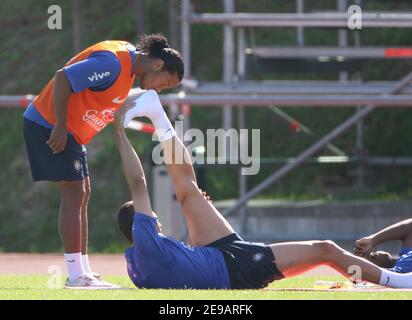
[223,72,412,217]
[178,0,412,236]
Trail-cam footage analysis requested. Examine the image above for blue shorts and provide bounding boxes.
[206,233,285,289]
[23,118,89,182]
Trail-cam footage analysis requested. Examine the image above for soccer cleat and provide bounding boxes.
[88,272,103,281]
[64,274,120,290]
[86,272,119,287]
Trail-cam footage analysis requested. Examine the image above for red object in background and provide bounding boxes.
[20,95,34,107]
[140,122,155,134]
[180,103,191,115]
[289,119,301,132]
[127,120,155,134]
[384,48,412,57]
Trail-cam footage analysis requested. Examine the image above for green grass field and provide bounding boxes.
[1,275,412,300]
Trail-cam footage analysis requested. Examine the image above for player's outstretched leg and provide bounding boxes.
[163,136,236,246]
[270,240,412,288]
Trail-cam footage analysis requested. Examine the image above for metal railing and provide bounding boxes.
[3,93,412,108]
[182,80,412,95]
[250,47,412,59]
[189,12,412,27]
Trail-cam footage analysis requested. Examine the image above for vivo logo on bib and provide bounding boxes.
[88,71,111,82]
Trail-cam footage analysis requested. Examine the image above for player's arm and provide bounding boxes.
[48,51,120,153]
[47,69,71,154]
[114,107,154,218]
[371,219,412,244]
[354,219,412,256]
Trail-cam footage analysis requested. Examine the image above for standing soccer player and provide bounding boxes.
[22,34,184,288]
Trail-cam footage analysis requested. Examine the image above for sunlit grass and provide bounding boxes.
[1,275,411,300]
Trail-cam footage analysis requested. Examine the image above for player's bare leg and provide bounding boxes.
[56,180,85,254]
[56,179,118,288]
[162,137,235,246]
[79,176,103,279]
[80,176,91,255]
[269,240,412,287]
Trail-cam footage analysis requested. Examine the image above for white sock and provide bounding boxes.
[124,89,176,142]
[81,254,92,274]
[64,252,85,282]
[379,269,412,288]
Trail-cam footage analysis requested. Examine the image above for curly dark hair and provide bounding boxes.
[136,33,184,81]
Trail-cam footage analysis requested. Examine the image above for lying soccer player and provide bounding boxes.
[113,90,412,289]
[354,219,412,273]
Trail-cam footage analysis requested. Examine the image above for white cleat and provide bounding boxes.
[86,272,119,287]
[88,272,103,281]
[64,274,121,290]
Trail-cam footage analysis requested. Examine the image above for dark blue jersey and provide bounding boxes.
[125,214,231,289]
[391,248,412,273]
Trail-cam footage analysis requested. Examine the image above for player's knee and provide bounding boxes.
[83,183,91,203]
[60,183,87,206]
[313,240,339,260]
[175,188,187,204]
[174,179,198,204]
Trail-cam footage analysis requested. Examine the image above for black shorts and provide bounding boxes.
[206,233,285,289]
[23,118,89,182]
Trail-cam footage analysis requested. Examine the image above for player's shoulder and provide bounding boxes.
[89,50,120,63]
[87,50,121,75]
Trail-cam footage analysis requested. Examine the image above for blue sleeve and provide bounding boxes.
[391,249,412,273]
[63,51,121,93]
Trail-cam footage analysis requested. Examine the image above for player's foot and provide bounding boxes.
[88,272,103,281]
[123,90,163,127]
[86,272,119,287]
[64,274,120,289]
